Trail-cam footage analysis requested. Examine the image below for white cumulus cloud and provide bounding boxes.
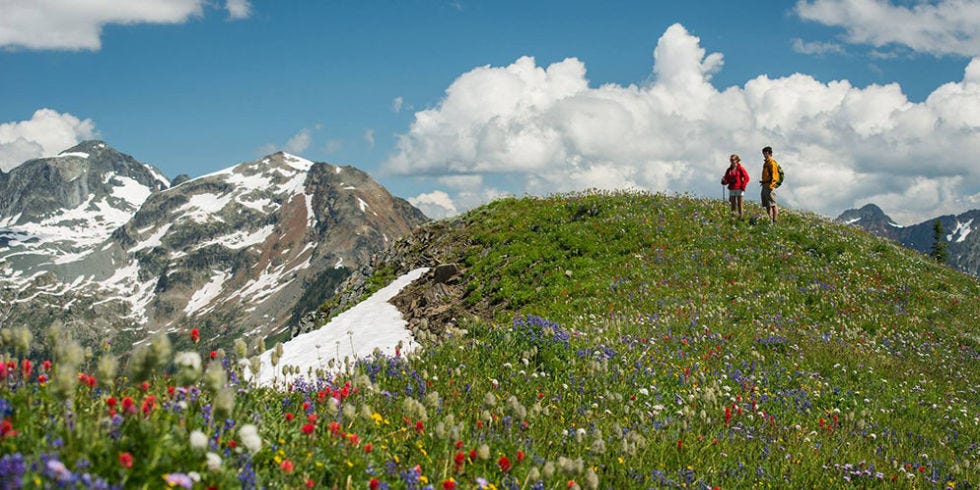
[0,109,98,172]
[408,190,458,220]
[0,0,249,51]
[225,0,251,20]
[795,0,980,57]
[385,23,980,224]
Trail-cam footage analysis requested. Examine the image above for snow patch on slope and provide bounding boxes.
[946,219,974,243]
[177,193,233,223]
[185,270,231,316]
[252,267,428,387]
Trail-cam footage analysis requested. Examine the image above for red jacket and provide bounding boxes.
[721,164,750,191]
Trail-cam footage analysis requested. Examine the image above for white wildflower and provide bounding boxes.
[189,430,208,450]
[239,424,262,454]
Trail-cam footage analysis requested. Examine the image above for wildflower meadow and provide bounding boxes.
[1,191,978,488]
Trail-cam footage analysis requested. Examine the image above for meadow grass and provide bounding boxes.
[1,190,977,489]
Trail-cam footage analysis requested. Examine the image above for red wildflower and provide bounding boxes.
[77,373,96,388]
[347,433,359,446]
[302,423,315,435]
[21,359,31,378]
[469,449,477,461]
[37,375,47,384]
[369,478,380,490]
[118,452,133,469]
[141,395,156,416]
[677,439,683,451]
[307,413,317,423]
[121,397,135,414]
[190,328,200,343]
[227,439,237,449]
[317,390,327,403]
[140,381,150,392]
[724,406,732,425]
[498,456,511,472]
[0,419,17,438]
[167,386,175,397]
[455,440,464,450]
[42,360,52,372]
[305,479,315,488]
[302,401,310,411]
[328,421,341,436]
[285,412,295,421]
[454,451,465,468]
[210,350,217,360]
[517,450,525,463]
[415,420,424,434]
[442,479,457,490]
[363,443,373,453]
[280,459,294,473]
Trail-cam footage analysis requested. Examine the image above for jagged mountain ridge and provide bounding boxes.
[0,143,428,354]
[0,141,169,253]
[836,203,979,277]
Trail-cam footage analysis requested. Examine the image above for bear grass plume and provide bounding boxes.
[0,190,977,488]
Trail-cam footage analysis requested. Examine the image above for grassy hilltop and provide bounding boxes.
[1,191,978,488]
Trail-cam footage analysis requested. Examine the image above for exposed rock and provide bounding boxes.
[432,263,459,284]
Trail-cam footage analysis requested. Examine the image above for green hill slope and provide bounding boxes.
[1,191,977,488]
[374,191,980,486]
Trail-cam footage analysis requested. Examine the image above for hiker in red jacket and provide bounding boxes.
[721,154,750,219]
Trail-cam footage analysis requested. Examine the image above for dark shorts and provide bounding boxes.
[761,187,777,208]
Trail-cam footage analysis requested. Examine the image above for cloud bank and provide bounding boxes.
[386,23,980,224]
[795,0,980,57]
[0,0,249,51]
[0,109,98,172]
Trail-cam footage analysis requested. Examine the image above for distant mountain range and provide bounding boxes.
[836,203,979,277]
[0,141,427,355]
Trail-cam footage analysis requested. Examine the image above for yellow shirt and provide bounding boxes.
[762,157,779,190]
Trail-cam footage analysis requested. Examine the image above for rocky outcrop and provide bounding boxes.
[389,262,469,340]
[307,217,488,344]
[0,140,169,225]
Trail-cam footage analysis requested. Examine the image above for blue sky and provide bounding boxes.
[1,0,978,224]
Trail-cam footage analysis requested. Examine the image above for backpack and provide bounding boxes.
[774,161,784,188]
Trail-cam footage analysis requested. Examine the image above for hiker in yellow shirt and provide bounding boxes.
[760,146,779,224]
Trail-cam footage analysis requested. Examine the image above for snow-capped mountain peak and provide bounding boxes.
[0,144,429,355]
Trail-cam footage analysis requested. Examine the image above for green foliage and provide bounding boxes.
[931,219,949,263]
[1,191,977,488]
